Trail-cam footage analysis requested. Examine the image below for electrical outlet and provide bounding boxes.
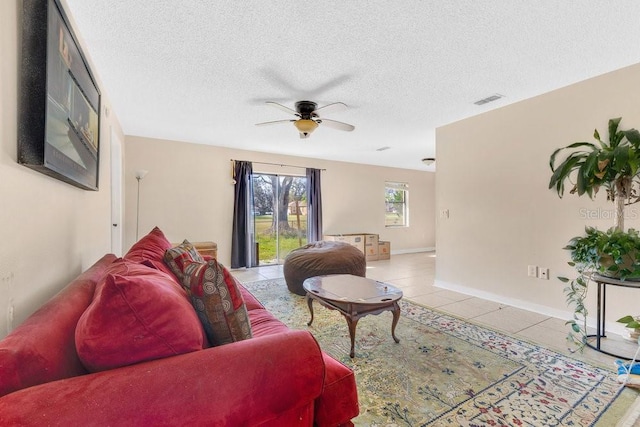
[539,268,549,280]
[527,265,538,278]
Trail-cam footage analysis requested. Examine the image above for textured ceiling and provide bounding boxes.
[62,0,640,170]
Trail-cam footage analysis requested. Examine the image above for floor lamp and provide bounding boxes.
[135,170,148,241]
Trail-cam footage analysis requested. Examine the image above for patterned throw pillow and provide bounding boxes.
[181,259,253,346]
[163,240,204,282]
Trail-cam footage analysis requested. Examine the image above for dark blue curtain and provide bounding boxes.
[306,168,323,242]
[231,161,255,268]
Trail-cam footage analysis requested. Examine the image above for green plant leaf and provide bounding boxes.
[612,133,625,148]
[608,117,622,145]
[612,145,630,173]
[582,151,603,195]
[629,157,639,176]
[549,147,563,171]
[617,315,635,323]
[625,129,640,148]
[558,277,570,282]
[549,143,596,171]
[549,154,584,196]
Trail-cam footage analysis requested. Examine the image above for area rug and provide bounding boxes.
[242,278,640,426]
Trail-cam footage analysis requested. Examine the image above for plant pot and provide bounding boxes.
[622,327,640,342]
[598,253,640,280]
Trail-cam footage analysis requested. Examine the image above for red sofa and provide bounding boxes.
[0,230,359,426]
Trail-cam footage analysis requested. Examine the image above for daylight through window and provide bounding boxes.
[385,181,408,227]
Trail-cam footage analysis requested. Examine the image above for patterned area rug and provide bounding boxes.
[242,278,639,426]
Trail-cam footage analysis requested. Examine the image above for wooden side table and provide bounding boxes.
[192,241,217,259]
[588,274,640,359]
[172,241,217,259]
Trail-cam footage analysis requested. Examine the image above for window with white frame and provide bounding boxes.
[385,181,408,227]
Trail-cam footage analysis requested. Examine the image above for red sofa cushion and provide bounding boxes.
[123,226,176,277]
[249,308,292,337]
[239,280,267,311]
[75,262,205,372]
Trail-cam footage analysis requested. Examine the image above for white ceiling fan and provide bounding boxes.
[256,100,355,139]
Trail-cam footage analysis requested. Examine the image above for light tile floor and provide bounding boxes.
[231,251,640,369]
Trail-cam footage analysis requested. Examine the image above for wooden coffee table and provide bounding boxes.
[303,274,403,358]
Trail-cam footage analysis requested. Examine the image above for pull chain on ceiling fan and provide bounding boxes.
[255,100,355,138]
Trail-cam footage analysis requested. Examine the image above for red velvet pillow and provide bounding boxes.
[181,259,253,346]
[75,266,205,372]
[100,258,185,295]
[123,226,175,277]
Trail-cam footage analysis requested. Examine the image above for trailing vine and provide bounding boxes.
[559,226,640,350]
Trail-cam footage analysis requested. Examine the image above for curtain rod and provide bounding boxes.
[230,159,326,171]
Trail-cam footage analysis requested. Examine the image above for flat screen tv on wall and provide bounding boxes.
[19,0,101,191]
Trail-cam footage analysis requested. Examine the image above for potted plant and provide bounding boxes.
[564,227,640,279]
[549,117,640,348]
[617,315,640,342]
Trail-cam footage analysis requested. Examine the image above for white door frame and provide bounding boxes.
[110,126,123,255]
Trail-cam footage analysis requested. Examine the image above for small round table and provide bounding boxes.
[588,274,640,359]
[303,274,403,358]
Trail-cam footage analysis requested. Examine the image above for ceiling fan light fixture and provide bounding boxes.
[294,119,318,135]
[422,157,435,165]
[257,100,353,137]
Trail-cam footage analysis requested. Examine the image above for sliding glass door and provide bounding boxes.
[252,174,307,265]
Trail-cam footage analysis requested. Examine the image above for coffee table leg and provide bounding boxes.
[306,295,315,326]
[346,317,359,358]
[391,302,400,343]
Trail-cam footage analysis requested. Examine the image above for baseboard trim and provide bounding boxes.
[391,247,435,255]
[434,279,628,336]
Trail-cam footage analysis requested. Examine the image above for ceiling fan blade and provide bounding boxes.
[258,67,352,100]
[314,102,348,115]
[318,118,355,132]
[265,101,299,116]
[306,74,352,99]
[259,67,304,96]
[255,119,295,126]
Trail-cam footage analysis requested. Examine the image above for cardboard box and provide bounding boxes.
[364,234,379,261]
[323,234,365,253]
[378,241,391,260]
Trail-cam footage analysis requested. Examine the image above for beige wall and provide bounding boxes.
[124,136,436,266]
[436,63,640,334]
[0,0,123,338]
[1,0,433,340]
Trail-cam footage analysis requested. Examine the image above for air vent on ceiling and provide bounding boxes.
[474,94,504,106]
